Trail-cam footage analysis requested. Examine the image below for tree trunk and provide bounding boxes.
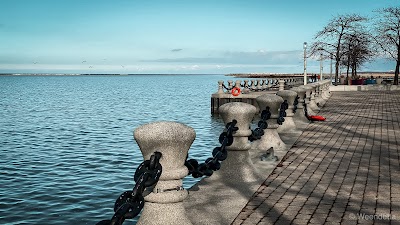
[354,65,357,78]
[335,60,339,86]
[395,46,400,85]
[395,59,399,85]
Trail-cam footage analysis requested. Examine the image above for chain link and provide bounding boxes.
[293,96,299,113]
[248,107,271,141]
[96,151,162,225]
[277,100,288,125]
[185,119,238,178]
[303,94,311,120]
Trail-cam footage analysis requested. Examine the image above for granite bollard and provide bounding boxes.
[291,87,310,124]
[252,94,287,153]
[314,83,326,106]
[276,90,299,133]
[278,79,285,91]
[217,80,224,94]
[217,102,260,182]
[308,84,321,111]
[134,121,195,225]
[299,85,317,116]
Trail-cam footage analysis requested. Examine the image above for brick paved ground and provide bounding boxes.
[232,91,400,225]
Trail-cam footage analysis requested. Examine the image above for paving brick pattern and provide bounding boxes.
[232,91,400,225]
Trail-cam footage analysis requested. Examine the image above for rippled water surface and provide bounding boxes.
[0,75,227,225]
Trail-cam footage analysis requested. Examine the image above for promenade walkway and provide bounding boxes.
[232,91,400,225]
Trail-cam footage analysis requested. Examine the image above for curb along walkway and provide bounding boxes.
[233,91,400,225]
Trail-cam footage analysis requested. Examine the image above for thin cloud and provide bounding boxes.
[171,48,183,52]
[141,50,303,65]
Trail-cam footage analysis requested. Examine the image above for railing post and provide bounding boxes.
[299,85,316,116]
[315,82,326,106]
[308,84,321,111]
[217,80,224,94]
[227,80,233,93]
[252,94,287,152]
[322,80,331,99]
[262,79,267,90]
[267,79,272,89]
[217,102,260,182]
[278,79,285,91]
[235,80,242,90]
[290,87,309,124]
[276,90,299,133]
[250,79,256,91]
[256,79,262,91]
[243,80,249,93]
[134,122,195,225]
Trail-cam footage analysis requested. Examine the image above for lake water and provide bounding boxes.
[0,74,228,225]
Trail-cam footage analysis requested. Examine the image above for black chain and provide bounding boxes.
[248,107,271,141]
[277,100,288,125]
[303,94,311,120]
[222,83,234,91]
[222,81,280,92]
[185,120,238,178]
[96,152,162,225]
[293,96,299,113]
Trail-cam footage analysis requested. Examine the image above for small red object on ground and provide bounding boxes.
[231,87,241,96]
[308,115,326,121]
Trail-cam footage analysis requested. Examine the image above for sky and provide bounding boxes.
[0,0,398,74]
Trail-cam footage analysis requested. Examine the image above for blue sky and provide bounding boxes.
[0,0,398,74]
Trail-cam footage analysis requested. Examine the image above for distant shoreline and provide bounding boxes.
[0,73,223,76]
[226,72,395,78]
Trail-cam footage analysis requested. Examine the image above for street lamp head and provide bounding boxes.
[303,42,307,48]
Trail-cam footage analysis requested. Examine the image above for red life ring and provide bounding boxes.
[231,87,241,96]
[308,115,326,121]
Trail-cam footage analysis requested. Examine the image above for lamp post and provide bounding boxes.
[330,56,333,84]
[303,42,307,85]
[320,53,323,81]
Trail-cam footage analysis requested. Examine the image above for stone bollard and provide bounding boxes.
[235,80,242,91]
[322,80,331,99]
[252,94,287,153]
[316,82,327,106]
[227,80,233,93]
[262,79,267,90]
[290,87,309,124]
[217,102,261,182]
[308,84,320,111]
[267,79,272,89]
[217,80,224,94]
[250,80,256,91]
[276,90,299,133]
[278,79,285,91]
[243,80,250,93]
[299,85,317,116]
[313,83,324,106]
[257,79,262,91]
[134,122,195,225]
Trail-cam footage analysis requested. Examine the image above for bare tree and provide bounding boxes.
[311,14,367,85]
[372,6,400,85]
[341,30,374,79]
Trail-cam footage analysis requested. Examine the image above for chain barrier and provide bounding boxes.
[222,83,234,91]
[222,81,279,93]
[248,107,271,141]
[277,100,288,125]
[303,94,311,120]
[96,152,163,225]
[185,119,238,178]
[293,96,299,113]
